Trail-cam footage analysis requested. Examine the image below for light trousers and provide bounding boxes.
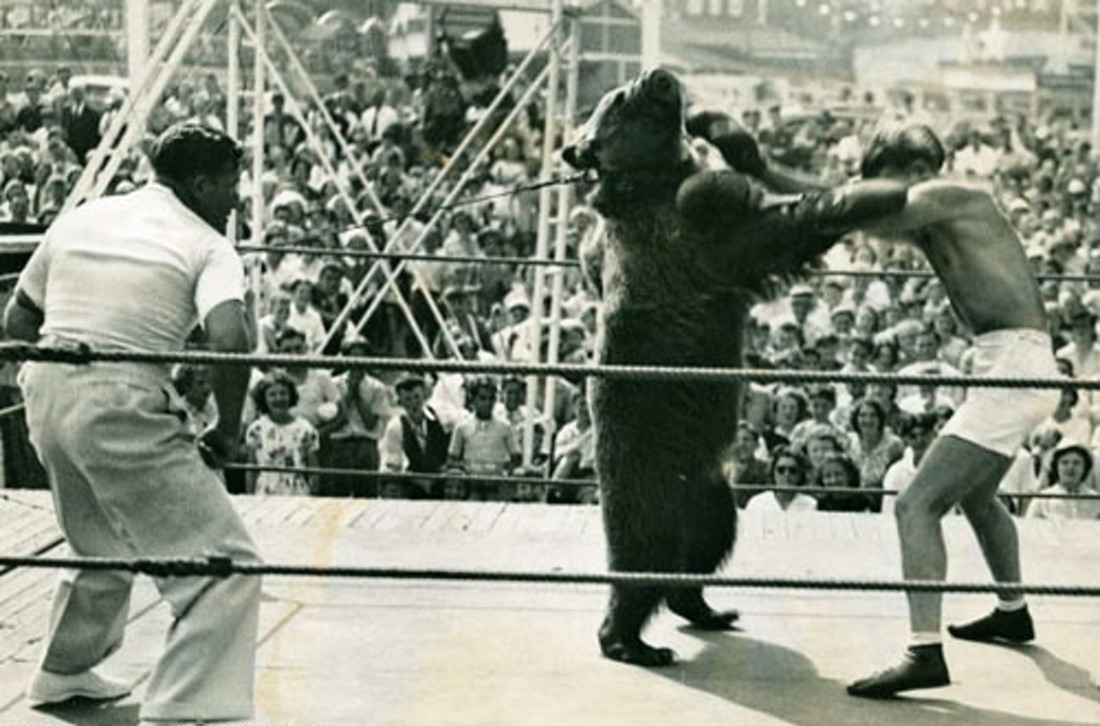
[21,359,262,721]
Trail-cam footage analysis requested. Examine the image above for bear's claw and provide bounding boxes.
[681,609,740,631]
[599,637,676,667]
[667,591,740,630]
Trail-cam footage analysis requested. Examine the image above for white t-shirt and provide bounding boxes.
[1025,484,1100,520]
[19,182,244,353]
[744,492,818,513]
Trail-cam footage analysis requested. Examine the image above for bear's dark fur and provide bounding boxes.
[563,69,906,666]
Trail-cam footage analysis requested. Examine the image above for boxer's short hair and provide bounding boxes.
[861,123,945,179]
[150,123,243,184]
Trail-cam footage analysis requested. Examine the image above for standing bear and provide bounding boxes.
[562,68,908,666]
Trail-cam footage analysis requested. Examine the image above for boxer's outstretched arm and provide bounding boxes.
[678,172,908,279]
[754,164,830,194]
[862,179,991,236]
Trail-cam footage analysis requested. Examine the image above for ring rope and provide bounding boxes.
[227,464,1100,501]
[0,402,25,419]
[0,553,1094,595]
[229,242,1100,285]
[236,245,583,269]
[0,343,1089,391]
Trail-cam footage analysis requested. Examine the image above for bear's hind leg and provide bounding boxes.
[599,585,674,666]
[667,477,739,630]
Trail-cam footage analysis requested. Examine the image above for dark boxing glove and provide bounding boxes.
[686,110,767,177]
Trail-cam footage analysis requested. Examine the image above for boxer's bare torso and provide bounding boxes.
[874,179,1047,335]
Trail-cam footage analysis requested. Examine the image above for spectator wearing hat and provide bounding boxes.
[323,337,392,497]
[380,373,450,498]
[1026,441,1100,519]
[447,376,521,500]
[830,303,856,339]
[271,188,307,227]
[787,283,831,347]
[493,287,533,360]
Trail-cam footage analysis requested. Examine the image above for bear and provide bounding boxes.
[562,68,908,666]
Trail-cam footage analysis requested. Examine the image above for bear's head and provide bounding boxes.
[563,69,694,193]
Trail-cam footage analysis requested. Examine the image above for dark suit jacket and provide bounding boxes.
[61,104,102,162]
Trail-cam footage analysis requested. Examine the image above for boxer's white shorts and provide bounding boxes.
[940,328,1061,457]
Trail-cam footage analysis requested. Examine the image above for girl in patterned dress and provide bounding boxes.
[245,371,320,496]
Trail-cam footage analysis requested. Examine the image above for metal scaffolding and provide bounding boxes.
[55,0,586,462]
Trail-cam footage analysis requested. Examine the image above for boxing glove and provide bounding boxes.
[686,110,767,176]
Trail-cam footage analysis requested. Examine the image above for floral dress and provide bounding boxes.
[245,415,320,496]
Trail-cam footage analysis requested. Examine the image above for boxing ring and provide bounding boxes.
[0,340,1098,726]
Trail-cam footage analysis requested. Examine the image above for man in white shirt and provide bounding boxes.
[359,88,400,146]
[4,124,260,724]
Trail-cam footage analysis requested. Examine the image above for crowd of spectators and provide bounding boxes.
[1,51,1099,519]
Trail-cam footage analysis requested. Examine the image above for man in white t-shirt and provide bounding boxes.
[5,124,260,724]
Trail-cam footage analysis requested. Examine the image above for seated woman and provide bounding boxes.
[726,422,770,509]
[815,452,875,512]
[1025,441,1100,520]
[744,446,817,513]
[846,397,905,510]
[762,386,809,455]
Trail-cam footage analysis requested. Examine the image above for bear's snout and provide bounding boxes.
[641,69,680,106]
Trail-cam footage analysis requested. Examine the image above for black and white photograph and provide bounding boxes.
[0,1,1098,724]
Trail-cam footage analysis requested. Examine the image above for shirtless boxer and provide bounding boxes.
[847,125,1060,697]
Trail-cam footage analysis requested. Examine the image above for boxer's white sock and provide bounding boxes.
[909,631,941,647]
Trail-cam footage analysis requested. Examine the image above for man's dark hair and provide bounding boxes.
[895,411,939,438]
[150,123,243,184]
[861,123,945,179]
